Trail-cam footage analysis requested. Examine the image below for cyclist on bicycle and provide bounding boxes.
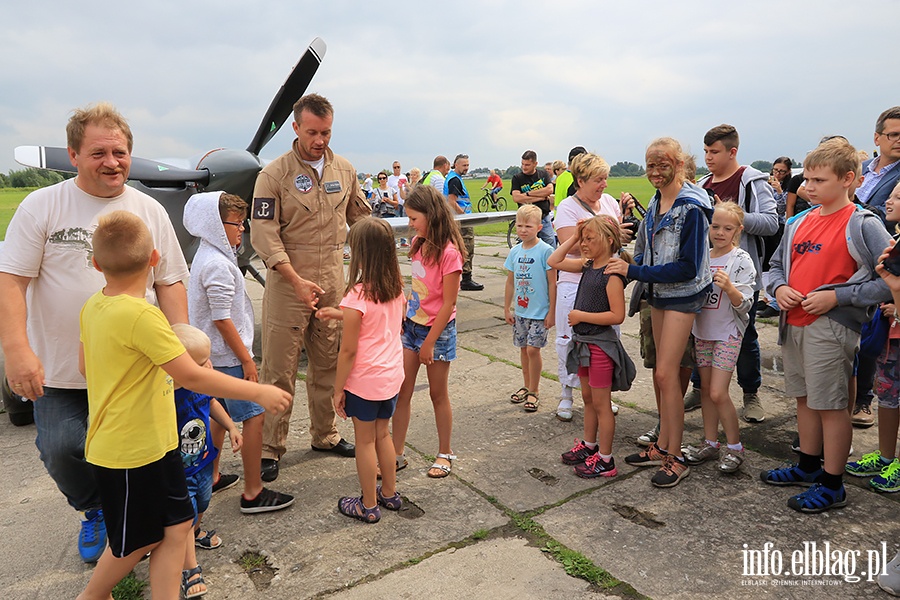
[482,169,503,202]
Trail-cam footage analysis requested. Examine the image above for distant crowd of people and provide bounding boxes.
[2,97,900,598]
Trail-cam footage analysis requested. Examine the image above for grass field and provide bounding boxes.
[0,188,32,240]
[466,176,656,237]
[0,176,657,241]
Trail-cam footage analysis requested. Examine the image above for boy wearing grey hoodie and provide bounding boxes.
[760,139,892,513]
[184,192,294,514]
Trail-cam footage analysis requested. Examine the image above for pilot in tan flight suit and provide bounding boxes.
[251,93,370,482]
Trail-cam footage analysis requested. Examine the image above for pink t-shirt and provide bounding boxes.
[407,239,463,326]
[340,285,406,401]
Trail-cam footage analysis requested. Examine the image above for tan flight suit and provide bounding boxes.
[250,141,370,458]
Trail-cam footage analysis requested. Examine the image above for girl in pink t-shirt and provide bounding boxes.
[393,186,466,479]
[317,218,405,523]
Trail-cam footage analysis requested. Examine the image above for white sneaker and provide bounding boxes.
[611,403,619,416]
[878,550,900,596]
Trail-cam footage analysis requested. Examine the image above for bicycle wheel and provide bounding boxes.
[507,220,518,248]
[477,196,491,213]
[494,196,509,211]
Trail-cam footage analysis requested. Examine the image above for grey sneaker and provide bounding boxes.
[636,424,660,447]
[718,447,745,473]
[683,441,719,465]
[684,388,701,412]
[742,393,765,423]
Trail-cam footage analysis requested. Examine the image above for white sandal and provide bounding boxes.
[427,453,456,478]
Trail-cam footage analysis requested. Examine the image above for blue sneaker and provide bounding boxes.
[787,483,847,513]
[759,464,822,487]
[79,509,107,563]
[870,458,900,493]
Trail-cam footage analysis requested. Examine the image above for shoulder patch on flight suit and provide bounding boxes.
[253,197,275,220]
[324,180,342,194]
[295,174,314,193]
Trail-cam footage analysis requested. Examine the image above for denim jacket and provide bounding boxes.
[628,182,714,300]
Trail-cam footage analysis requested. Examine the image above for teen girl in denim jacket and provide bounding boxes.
[607,137,713,489]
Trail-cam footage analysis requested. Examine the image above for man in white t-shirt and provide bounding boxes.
[387,160,408,210]
[0,102,189,563]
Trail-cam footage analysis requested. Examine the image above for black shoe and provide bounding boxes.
[312,438,356,457]
[212,473,240,494]
[240,487,295,514]
[757,304,779,318]
[261,458,279,482]
[460,277,484,291]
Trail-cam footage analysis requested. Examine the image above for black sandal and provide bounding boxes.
[182,565,207,598]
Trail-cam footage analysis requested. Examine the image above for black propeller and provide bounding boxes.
[246,37,327,156]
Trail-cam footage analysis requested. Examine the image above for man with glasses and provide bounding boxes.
[444,153,484,291]
[250,94,371,482]
[857,107,900,224]
[847,108,900,430]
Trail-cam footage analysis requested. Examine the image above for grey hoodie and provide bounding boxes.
[767,204,892,340]
[184,191,254,367]
[698,166,778,291]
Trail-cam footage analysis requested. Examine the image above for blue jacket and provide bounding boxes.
[859,157,900,227]
[628,182,714,301]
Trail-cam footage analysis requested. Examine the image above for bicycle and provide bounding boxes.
[477,188,510,212]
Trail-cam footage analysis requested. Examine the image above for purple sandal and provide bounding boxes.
[338,496,381,523]
[376,486,402,511]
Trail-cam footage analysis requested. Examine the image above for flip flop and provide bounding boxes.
[510,387,530,404]
[376,455,408,479]
[523,392,540,412]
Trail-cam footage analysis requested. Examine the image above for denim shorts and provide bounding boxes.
[214,365,265,422]
[185,460,214,519]
[401,318,457,361]
[647,288,708,314]
[344,390,398,422]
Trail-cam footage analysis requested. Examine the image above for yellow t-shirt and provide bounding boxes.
[80,291,186,469]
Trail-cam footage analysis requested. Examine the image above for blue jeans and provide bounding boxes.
[691,290,761,394]
[33,387,102,512]
[539,214,557,248]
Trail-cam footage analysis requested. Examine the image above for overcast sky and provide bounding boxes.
[1,1,895,177]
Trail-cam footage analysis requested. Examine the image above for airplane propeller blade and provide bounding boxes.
[246,37,327,156]
[15,146,210,187]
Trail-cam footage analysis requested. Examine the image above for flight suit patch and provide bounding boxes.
[324,180,342,194]
[253,197,275,220]
[295,174,314,193]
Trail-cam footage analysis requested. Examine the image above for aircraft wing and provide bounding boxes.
[381,210,517,235]
[15,146,210,187]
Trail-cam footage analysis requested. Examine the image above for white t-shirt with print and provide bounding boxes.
[693,248,739,342]
[0,179,188,388]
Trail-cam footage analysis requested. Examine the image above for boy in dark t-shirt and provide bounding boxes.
[762,139,892,513]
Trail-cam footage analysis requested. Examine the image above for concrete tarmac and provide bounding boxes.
[0,233,897,599]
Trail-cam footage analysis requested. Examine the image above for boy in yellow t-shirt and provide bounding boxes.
[76,211,290,600]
